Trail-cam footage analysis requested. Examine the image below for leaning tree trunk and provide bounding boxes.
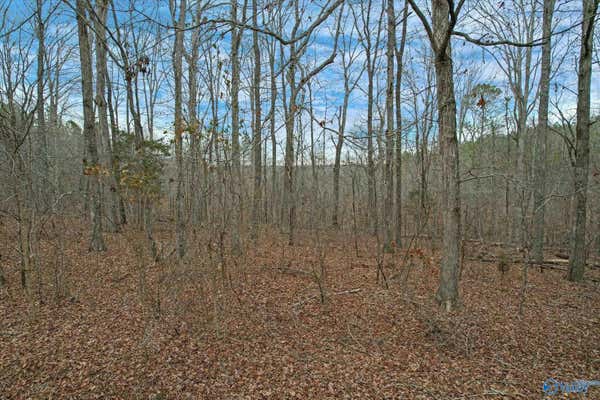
[568,0,599,281]
[76,0,106,251]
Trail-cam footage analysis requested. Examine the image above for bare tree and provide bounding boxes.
[94,0,120,233]
[230,0,245,254]
[569,0,599,281]
[332,10,364,229]
[76,0,106,251]
[171,0,187,259]
[383,0,396,251]
[251,0,262,239]
[34,0,49,206]
[531,0,556,263]
[408,0,463,310]
[280,0,343,245]
[395,0,409,246]
[351,0,385,235]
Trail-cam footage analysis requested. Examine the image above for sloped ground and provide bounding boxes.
[1,222,599,399]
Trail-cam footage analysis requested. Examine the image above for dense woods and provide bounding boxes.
[1,0,599,397]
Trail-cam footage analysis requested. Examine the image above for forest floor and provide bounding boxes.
[1,220,600,399]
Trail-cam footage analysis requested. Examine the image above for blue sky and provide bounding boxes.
[1,0,598,162]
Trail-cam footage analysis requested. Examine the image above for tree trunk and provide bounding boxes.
[394,0,408,246]
[568,0,599,281]
[383,0,396,251]
[35,0,49,207]
[332,94,349,228]
[172,0,187,259]
[432,0,460,310]
[251,0,262,240]
[531,0,555,263]
[187,5,202,227]
[230,0,244,254]
[366,50,377,235]
[269,43,278,225]
[95,0,120,232]
[76,0,106,252]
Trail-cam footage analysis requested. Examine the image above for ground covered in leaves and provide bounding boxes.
[1,221,599,399]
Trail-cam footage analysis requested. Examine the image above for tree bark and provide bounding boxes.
[383,0,396,251]
[432,0,461,310]
[531,0,555,263]
[251,0,262,239]
[76,0,106,251]
[94,0,120,233]
[568,0,599,281]
[35,0,49,207]
[394,0,408,246]
[172,0,187,259]
[230,0,244,254]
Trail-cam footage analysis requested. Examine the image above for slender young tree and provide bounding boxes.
[332,13,364,228]
[230,0,244,254]
[281,0,343,245]
[383,0,396,251]
[351,0,385,235]
[35,0,49,206]
[394,0,409,246]
[531,0,556,263]
[171,0,187,259]
[251,0,262,240]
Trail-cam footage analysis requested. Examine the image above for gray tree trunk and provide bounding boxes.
[269,43,278,225]
[172,0,187,259]
[230,0,244,254]
[394,0,408,246]
[251,0,262,239]
[432,0,461,310]
[76,0,106,251]
[568,0,599,281]
[35,0,49,207]
[94,0,120,233]
[531,0,555,263]
[383,0,396,251]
